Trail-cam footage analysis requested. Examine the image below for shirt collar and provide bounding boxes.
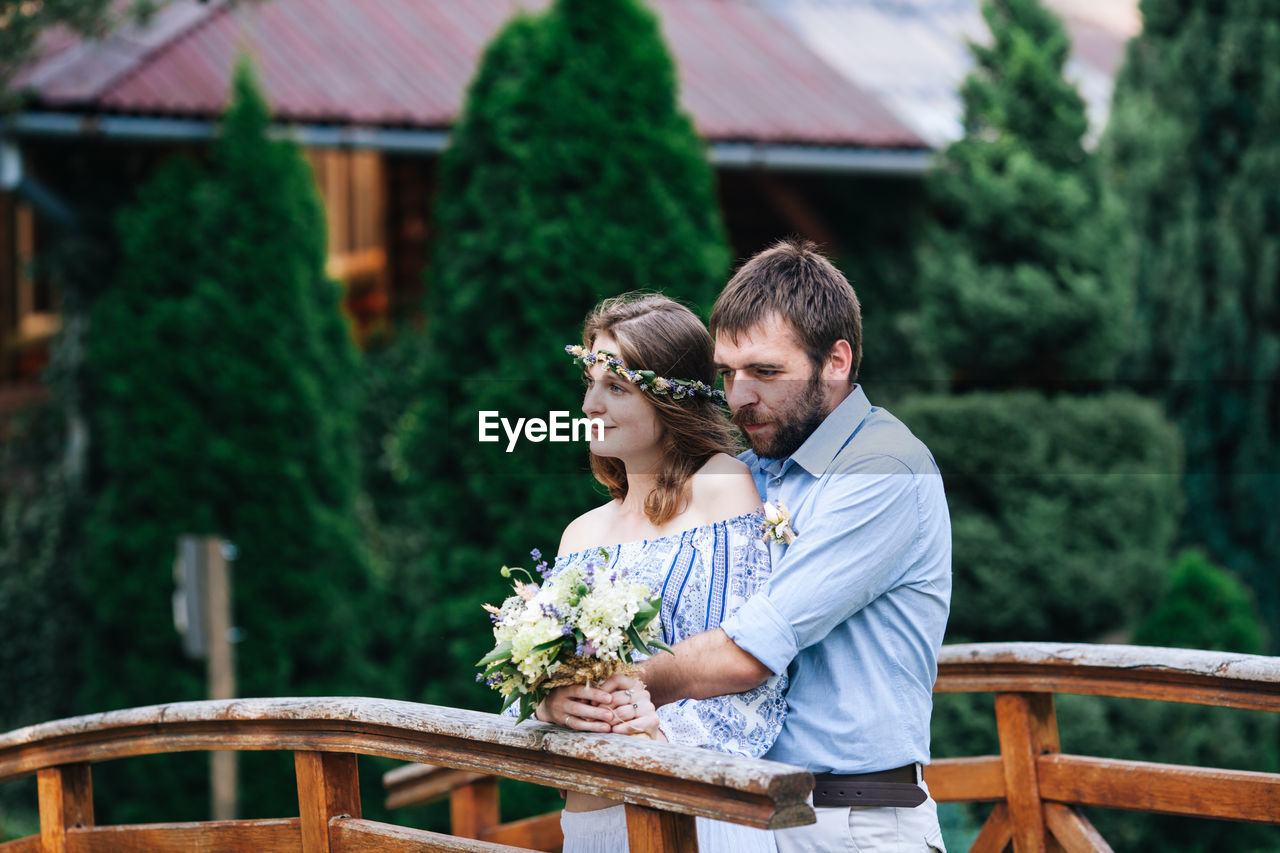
[783,385,871,477]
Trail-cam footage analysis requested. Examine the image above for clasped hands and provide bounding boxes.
[535,673,665,740]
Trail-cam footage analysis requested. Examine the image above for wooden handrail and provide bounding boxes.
[385,643,1280,853]
[5,644,1277,852]
[935,642,1280,711]
[0,697,814,853]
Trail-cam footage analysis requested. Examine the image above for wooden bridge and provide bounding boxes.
[1,643,1277,852]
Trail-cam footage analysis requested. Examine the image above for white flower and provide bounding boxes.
[762,500,798,544]
[510,610,565,682]
[576,576,648,660]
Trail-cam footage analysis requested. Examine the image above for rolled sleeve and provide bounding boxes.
[721,592,797,677]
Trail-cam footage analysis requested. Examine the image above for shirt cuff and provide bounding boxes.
[721,593,797,676]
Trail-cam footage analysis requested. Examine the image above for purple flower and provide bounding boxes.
[577,640,600,656]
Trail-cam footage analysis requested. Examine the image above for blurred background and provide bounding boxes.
[0,0,1276,850]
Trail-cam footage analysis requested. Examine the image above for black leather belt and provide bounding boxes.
[812,765,926,809]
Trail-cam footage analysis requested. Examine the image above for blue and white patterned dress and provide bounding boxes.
[554,510,786,853]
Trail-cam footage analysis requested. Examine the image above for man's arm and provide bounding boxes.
[642,627,772,706]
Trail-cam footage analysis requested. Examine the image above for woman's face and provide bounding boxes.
[581,333,663,463]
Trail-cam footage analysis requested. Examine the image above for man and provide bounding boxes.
[671,239,952,851]
[554,239,951,851]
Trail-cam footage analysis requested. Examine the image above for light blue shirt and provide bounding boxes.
[720,386,951,774]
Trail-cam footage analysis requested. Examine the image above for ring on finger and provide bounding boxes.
[632,702,639,713]
[626,689,634,700]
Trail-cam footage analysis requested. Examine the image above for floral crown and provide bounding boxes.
[565,345,726,402]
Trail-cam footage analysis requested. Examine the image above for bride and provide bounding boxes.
[534,293,785,853]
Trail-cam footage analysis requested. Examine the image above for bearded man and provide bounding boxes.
[656,239,952,852]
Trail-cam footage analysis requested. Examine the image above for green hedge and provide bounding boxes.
[896,390,1182,642]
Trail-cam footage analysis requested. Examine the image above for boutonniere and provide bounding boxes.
[761,500,797,545]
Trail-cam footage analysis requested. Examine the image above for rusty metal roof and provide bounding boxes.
[757,0,1139,147]
[14,0,926,150]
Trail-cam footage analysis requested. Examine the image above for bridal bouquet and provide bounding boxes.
[477,549,673,723]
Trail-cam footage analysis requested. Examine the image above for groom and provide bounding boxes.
[648,239,951,851]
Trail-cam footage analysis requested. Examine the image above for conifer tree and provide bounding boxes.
[395,0,730,714]
[82,60,384,821]
[906,0,1180,643]
[917,0,1130,384]
[1104,0,1280,648]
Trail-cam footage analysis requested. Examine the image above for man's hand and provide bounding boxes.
[642,628,773,706]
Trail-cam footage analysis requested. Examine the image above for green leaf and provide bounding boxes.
[645,636,675,655]
[476,640,513,667]
[532,636,568,653]
[625,624,652,655]
[515,694,538,724]
[633,598,660,628]
[500,690,520,714]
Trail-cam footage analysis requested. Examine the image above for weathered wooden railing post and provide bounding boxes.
[624,803,698,853]
[449,774,499,840]
[295,751,361,853]
[37,763,93,853]
[994,693,1060,853]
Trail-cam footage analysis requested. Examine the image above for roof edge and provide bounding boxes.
[5,112,932,175]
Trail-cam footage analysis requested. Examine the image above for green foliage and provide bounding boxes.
[0,404,82,831]
[0,402,80,734]
[1097,546,1276,850]
[1103,0,1280,649]
[81,59,386,822]
[917,0,1131,385]
[391,0,730,723]
[1134,549,1265,653]
[897,391,1182,642]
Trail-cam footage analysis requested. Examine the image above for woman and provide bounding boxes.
[535,294,785,853]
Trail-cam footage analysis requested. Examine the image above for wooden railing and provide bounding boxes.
[385,642,1280,853]
[0,698,813,853]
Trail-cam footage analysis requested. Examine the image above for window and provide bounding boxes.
[307,149,389,345]
[1,193,59,382]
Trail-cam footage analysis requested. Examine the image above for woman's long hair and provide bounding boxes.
[582,293,739,526]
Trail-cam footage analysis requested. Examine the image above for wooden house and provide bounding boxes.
[0,0,1134,410]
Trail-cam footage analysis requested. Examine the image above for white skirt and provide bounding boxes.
[560,804,778,853]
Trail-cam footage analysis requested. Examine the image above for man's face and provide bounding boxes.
[715,314,829,459]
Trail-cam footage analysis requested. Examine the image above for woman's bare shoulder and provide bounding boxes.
[557,502,617,557]
[690,453,761,518]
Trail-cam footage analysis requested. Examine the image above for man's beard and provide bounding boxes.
[733,371,828,460]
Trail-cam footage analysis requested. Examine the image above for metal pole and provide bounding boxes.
[203,538,238,820]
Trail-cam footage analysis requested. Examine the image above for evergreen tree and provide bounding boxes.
[1134,549,1265,654]
[1103,0,1280,649]
[917,0,1131,385]
[394,0,730,718]
[904,0,1182,643]
[82,59,384,822]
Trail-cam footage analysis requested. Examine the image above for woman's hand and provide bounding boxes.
[535,683,615,733]
[597,673,666,740]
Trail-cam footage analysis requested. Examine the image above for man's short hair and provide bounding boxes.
[711,238,862,381]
